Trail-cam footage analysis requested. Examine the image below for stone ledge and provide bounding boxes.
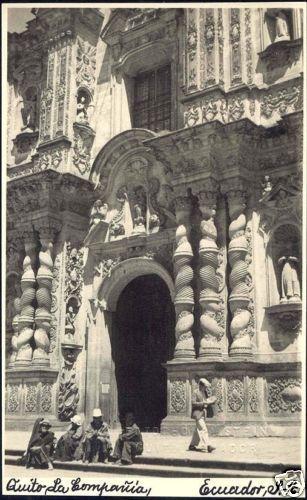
[6,367,59,380]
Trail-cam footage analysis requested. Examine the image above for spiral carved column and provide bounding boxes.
[9,297,21,367]
[173,196,195,359]
[15,234,37,366]
[198,188,223,359]
[227,189,252,359]
[33,230,55,366]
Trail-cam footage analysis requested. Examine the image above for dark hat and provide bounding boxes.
[40,419,51,428]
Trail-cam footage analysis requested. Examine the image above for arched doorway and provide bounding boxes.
[112,274,175,431]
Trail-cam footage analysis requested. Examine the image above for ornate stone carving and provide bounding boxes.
[49,253,61,353]
[40,383,52,413]
[228,96,244,121]
[204,9,215,86]
[92,257,121,307]
[248,377,258,413]
[16,236,36,366]
[187,20,197,62]
[33,227,59,366]
[72,124,94,175]
[25,383,38,413]
[217,10,224,84]
[261,85,302,119]
[7,384,19,413]
[226,188,253,358]
[268,377,301,414]
[170,379,186,414]
[9,297,21,367]
[64,244,84,338]
[76,38,96,92]
[230,9,242,85]
[173,196,195,359]
[227,377,244,412]
[58,347,81,421]
[184,104,200,127]
[198,186,224,359]
[244,9,253,84]
[202,100,218,122]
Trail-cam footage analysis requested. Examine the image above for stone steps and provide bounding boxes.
[5,449,298,478]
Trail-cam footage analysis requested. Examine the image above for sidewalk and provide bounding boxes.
[5,430,301,466]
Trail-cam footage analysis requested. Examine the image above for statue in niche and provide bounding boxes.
[132,203,146,234]
[149,213,160,233]
[278,251,301,304]
[262,175,272,197]
[21,87,37,131]
[89,200,108,228]
[274,11,291,42]
[76,95,88,124]
[65,305,76,340]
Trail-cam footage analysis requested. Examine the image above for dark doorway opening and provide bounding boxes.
[112,274,175,432]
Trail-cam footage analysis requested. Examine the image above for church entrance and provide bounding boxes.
[112,274,175,431]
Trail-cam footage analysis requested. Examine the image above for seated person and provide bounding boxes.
[111,412,143,466]
[18,418,55,469]
[82,408,112,464]
[54,414,83,462]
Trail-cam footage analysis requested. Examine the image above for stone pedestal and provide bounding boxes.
[161,360,301,437]
[5,367,58,430]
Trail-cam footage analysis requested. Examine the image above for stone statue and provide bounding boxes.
[89,200,108,228]
[21,89,37,131]
[278,255,301,303]
[262,176,272,197]
[274,11,290,42]
[76,96,88,123]
[134,203,145,226]
[65,306,76,339]
[149,213,160,233]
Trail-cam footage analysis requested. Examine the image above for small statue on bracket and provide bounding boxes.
[89,200,108,228]
[278,253,301,304]
[65,305,77,341]
[76,95,89,124]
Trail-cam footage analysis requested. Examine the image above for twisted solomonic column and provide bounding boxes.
[15,233,37,366]
[173,196,195,359]
[33,227,56,366]
[227,188,252,359]
[198,188,224,359]
[9,297,21,367]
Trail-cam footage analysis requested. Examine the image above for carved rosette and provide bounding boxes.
[227,188,253,358]
[9,297,21,367]
[58,347,81,421]
[16,236,36,366]
[198,187,223,359]
[173,196,195,359]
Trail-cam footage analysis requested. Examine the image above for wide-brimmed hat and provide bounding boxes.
[39,419,52,428]
[199,378,211,389]
[92,408,103,418]
[71,415,82,426]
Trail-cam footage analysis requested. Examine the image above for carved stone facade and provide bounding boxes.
[6,7,303,437]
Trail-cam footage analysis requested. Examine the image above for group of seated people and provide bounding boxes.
[19,409,143,469]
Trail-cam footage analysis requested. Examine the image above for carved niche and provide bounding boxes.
[58,346,82,421]
[260,177,302,337]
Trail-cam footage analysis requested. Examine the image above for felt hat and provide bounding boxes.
[40,419,52,428]
[199,378,211,389]
[93,408,103,418]
[71,415,82,426]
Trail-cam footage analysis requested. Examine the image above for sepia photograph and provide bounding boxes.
[2,2,306,497]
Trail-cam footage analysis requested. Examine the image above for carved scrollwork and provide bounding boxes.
[268,377,301,414]
[170,379,186,414]
[227,377,244,412]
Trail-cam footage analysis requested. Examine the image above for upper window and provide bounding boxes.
[133,65,171,132]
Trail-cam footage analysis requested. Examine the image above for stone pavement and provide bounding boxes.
[5,430,301,466]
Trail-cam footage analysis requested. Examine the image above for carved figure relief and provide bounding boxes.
[64,244,84,339]
[76,39,97,92]
[58,348,80,420]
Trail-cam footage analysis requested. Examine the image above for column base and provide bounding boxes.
[229,347,253,360]
[173,351,196,360]
[199,348,223,359]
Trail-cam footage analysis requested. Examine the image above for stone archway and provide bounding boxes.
[97,258,175,431]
